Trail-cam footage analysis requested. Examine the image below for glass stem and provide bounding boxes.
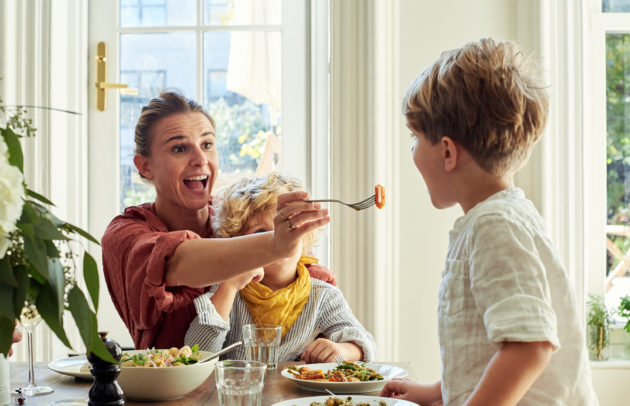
[27,330,36,387]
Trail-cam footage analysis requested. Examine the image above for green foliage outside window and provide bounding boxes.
[606,33,630,274]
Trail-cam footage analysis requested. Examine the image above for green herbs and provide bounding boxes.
[618,295,630,334]
[587,294,615,360]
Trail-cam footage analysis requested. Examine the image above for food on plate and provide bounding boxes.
[120,344,201,367]
[375,185,385,209]
[309,396,387,406]
[288,361,383,382]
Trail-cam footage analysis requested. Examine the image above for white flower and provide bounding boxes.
[0,138,24,258]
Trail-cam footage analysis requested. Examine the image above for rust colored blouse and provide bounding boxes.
[101,202,336,350]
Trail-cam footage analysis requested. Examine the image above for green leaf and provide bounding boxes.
[65,223,101,245]
[0,257,17,287]
[47,258,65,317]
[18,222,34,239]
[0,127,23,172]
[26,188,55,206]
[68,286,115,363]
[83,252,99,312]
[22,232,48,278]
[0,317,14,357]
[35,284,71,348]
[0,283,14,320]
[33,216,67,241]
[45,240,60,258]
[12,269,28,318]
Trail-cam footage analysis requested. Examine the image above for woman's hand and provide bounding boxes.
[380,378,443,406]
[273,191,330,258]
[9,320,22,357]
[300,338,362,364]
[223,268,265,291]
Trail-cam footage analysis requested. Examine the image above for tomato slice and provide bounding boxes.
[375,184,385,209]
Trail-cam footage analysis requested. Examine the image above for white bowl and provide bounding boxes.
[117,350,217,401]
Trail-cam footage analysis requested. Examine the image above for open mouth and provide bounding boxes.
[183,175,209,191]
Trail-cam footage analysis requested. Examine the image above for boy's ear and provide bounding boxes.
[440,137,458,172]
[134,154,154,180]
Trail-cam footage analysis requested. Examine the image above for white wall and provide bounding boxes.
[396,0,518,382]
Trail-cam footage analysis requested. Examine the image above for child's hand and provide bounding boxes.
[380,378,443,406]
[223,268,264,291]
[300,338,361,363]
[9,320,22,357]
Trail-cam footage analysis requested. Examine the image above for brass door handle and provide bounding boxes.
[95,41,138,111]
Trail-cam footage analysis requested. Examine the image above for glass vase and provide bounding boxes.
[588,323,610,361]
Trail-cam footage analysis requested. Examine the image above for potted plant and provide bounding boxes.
[587,293,615,360]
[0,98,112,362]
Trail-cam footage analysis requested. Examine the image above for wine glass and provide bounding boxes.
[16,303,54,396]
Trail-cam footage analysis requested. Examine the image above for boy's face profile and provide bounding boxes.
[410,129,457,210]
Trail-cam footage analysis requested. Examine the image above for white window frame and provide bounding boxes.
[584,2,630,304]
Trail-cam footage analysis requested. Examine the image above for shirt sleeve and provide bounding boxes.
[185,288,231,352]
[102,214,205,331]
[470,214,560,349]
[315,284,378,362]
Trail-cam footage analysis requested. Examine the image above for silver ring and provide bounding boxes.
[278,210,289,220]
[287,220,295,230]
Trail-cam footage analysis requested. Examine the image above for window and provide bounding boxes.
[117,0,285,209]
[586,0,630,318]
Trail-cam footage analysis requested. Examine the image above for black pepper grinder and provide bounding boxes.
[88,332,124,406]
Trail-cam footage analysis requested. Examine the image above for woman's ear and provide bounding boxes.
[133,154,153,180]
[440,136,458,172]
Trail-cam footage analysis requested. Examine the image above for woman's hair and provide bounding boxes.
[212,172,316,253]
[135,89,215,158]
[403,38,549,176]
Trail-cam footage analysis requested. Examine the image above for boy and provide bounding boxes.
[381,38,597,405]
[184,172,377,363]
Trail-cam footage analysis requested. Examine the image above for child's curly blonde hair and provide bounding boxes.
[403,38,549,176]
[212,172,316,253]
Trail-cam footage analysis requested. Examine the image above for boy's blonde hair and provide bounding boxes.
[403,38,549,175]
[212,172,316,252]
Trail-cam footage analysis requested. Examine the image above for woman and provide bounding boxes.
[101,90,330,349]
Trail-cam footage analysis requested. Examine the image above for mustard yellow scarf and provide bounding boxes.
[240,256,316,338]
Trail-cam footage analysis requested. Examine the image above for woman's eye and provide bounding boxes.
[203,141,214,150]
[172,145,185,153]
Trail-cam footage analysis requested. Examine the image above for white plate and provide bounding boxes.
[48,356,92,380]
[280,363,408,394]
[272,395,417,406]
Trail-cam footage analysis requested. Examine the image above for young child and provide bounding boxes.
[184,172,377,363]
[381,38,597,405]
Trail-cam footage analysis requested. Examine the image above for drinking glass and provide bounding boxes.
[242,324,281,369]
[17,303,54,396]
[215,360,266,406]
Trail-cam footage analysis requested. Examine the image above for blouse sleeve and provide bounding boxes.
[102,212,205,332]
[184,288,231,352]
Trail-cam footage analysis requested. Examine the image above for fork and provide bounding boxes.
[333,354,345,365]
[305,194,376,211]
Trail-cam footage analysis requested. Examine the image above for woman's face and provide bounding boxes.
[136,112,218,211]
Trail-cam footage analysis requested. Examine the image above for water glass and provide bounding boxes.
[215,360,266,406]
[242,324,281,369]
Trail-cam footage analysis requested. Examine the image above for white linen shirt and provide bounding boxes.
[439,188,597,406]
[185,278,377,362]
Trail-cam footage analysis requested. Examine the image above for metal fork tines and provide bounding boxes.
[306,194,376,211]
[333,354,345,365]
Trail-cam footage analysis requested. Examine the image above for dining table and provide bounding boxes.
[9,360,414,405]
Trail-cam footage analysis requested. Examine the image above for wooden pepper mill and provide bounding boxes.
[88,332,124,406]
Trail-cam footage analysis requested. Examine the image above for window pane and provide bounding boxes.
[121,0,196,27]
[203,31,282,192]
[204,0,281,25]
[119,32,196,210]
[606,33,630,309]
[603,0,630,12]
